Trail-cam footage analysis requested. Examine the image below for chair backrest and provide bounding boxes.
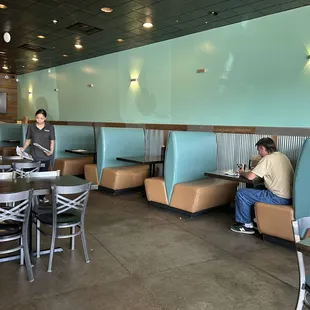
[0,190,32,223]
[12,161,41,178]
[51,183,91,218]
[2,156,23,160]
[0,171,16,180]
[30,170,60,178]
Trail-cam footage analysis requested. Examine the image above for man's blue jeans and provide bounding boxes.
[235,188,292,224]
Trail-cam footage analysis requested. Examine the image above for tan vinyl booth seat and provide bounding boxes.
[145,178,238,214]
[255,203,294,241]
[145,177,168,205]
[170,179,238,213]
[84,164,99,185]
[54,156,93,176]
[100,165,149,190]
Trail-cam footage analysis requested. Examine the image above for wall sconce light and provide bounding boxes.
[196,68,207,73]
[54,88,58,92]
[87,84,94,87]
[307,55,310,60]
[28,91,32,94]
[130,78,138,83]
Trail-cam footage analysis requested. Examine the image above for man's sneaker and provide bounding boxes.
[230,223,255,235]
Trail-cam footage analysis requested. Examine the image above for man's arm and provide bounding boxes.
[239,169,257,180]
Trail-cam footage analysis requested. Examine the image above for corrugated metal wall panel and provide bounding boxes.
[144,129,164,156]
[277,136,307,168]
[216,133,269,171]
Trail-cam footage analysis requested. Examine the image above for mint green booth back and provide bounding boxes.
[294,138,310,220]
[20,124,28,147]
[97,127,145,182]
[164,131,217,203]
[0,124,21,147]
[53,125,95,165]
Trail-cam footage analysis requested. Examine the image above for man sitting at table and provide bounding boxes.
[230,137,294,235]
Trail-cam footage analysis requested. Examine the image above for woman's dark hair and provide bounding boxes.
[35,109,47,118]
[255,137,277,153]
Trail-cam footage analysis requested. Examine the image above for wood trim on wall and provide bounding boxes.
[19,120,310,137]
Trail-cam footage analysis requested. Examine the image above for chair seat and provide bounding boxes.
[37,211,81,226]
[0,223,21,238]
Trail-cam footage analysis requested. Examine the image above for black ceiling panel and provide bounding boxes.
[0,0,307,74]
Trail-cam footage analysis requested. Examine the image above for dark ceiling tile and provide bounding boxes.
[0,0,302,74]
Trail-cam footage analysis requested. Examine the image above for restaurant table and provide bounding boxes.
[65,149,97,163]
[205,171,254,185]
[116,155,164,177]
[0,175,89,262]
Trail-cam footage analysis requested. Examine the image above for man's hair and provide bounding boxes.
[255,138,277,153]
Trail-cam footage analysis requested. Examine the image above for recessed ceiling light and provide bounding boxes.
[205,21,208,24]
[63,54,68,57]
[116,38,124,43]
[2,65,8,70]
[74,43,83,49]
[3,32,10,43]
[52,20,57,24]
[0,51,5,54]
[21,65,25,68]
[0,4,7,9]
[176,20,179,23]
[101,7,113,13]
[37,35,45,39]
[143,22,153,28]
[209,11,218,16]
[32,56,38,61]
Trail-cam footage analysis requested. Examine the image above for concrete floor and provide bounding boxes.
[0,191,301,310]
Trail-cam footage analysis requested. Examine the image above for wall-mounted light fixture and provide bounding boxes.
[87,84,94,87]
[130,78,138,83]
[54,88,58,92]
[307,55,310,60]
[28,91,32,94]
[196,68,207,73]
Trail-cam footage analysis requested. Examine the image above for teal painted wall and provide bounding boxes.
[18,68,59,120]
[18,6,310,127]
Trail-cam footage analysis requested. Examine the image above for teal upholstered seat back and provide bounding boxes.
[294,138,310,220]
[97,127,145,182]
[53,125,95,164]
[0,124,21,147]
[20,124,28,147]
[164,131,217,203]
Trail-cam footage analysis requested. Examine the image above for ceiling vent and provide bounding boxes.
[19,44,46,52]
[66,22,103,35]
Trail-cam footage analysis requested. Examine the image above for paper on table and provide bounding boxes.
[16,146,33,161]
[71,149,87,152]
[224,170,239,176]
[33,143,50,153]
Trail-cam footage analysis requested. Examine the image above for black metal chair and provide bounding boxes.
[35,182,91,272]
[292,217,310,309]
[0,190,34,282]
[12,161,41,178]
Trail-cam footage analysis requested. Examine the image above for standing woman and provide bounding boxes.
[21,109,55,172]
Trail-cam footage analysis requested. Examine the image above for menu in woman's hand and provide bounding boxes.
[16,146,33,160]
